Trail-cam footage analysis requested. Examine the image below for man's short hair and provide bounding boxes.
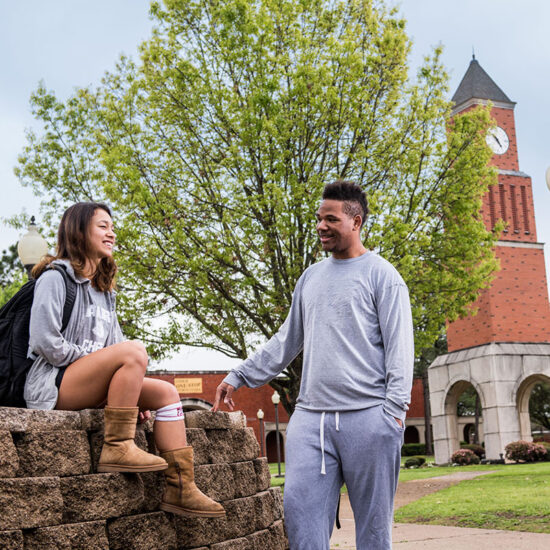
[322,180,369,228]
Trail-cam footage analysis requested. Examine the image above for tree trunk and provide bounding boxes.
[422,370,433,455]
[269,353,303,416]
[473,393,480,445]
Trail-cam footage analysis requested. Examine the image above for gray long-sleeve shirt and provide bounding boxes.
[224,252,414,421]
[24,259,124,410]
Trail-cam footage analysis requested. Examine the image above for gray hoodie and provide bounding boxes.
[24,259,124,409]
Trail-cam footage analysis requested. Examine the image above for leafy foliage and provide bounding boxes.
[404,456,426,468]
[0,245,25,287]
[456,385,479,416]
[451,448,480,465]
[0,245,27,308]
[529,382,550,431]
[14,0,500,413]
[505,441,547,463]
[460,443,485,459]
[401,442,426,456]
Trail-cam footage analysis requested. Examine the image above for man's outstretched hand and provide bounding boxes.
[212,382,236,412]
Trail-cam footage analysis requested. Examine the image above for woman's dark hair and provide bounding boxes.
[32,202,117,292]
[322,180,369,228]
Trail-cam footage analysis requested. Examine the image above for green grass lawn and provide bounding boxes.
[395,461,550,533]
[269,462,286,489]
[399,461,507,482]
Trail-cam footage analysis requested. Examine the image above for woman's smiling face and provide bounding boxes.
[87,208,116,261]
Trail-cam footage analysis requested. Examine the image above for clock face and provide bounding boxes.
[486,126,509,155]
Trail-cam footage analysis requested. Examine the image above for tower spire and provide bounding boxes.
[452,57,514,109]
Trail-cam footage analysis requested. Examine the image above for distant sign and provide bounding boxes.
[175,377,203,394]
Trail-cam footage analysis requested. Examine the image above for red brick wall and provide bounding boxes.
[447,101,550,351]
[483,174,537,242]
[490,106,519,172]
[447,245,550,351]
[407,378,425,419]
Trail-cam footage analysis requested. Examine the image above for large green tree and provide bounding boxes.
[15,0,500,413]
[0,244,27,308]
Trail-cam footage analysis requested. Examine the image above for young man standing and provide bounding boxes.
[213,180,414,549]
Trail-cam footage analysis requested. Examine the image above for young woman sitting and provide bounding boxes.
[24,202,224,518]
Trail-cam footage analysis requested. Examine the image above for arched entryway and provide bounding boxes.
[444,380,485,453]
[180,398,212,411]
[404,425,419,444]
[429,343,550,463]
[266,430,285,463]
[516,374,550,441]
[529,381,550,440]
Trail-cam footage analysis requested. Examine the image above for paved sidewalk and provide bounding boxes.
[329,472,550,550]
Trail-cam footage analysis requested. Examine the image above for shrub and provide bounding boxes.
[451,448,480,465]
[404,456,426,469]
[538,441,550,461]
[460,443,485,458]
[401,443,426,456]
[504,440,547,463]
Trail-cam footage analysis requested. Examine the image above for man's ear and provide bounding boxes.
[354,215,362,230]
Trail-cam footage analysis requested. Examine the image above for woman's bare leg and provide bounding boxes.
[138,378,187,451]
[138,379,225,517]
[56,340,148,410]
[56,341,187,453]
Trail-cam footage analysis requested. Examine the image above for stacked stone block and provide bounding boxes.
[0,408,286,549]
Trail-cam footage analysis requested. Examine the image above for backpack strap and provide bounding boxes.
[50,265,78,333]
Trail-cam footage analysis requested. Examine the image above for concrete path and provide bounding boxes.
[329,471,550,549]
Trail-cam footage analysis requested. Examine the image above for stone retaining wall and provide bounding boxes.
[0,408,287,550]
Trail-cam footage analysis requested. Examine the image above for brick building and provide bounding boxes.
[149,370,429,457]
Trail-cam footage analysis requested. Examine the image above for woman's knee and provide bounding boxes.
[155,380,180,404]
[119,340,148,370]
[139,379,181,410]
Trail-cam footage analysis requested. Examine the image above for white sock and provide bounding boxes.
[155,402,184,422]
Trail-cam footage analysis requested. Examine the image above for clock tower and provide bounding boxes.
[428,57,550,465]
[446,56,550,351]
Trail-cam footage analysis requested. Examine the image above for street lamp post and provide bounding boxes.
[271,391,283,477]
[256,409,265,457]
[17,216,49,279]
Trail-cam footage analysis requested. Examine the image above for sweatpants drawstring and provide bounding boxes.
[320,412,326,475]
[321,412,340,474]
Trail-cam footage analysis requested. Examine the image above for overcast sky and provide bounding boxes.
[1,1,549,370]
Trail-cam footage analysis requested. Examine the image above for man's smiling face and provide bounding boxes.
[315,199,359,258]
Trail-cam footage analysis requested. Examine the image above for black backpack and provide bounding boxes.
[0,265,77,407]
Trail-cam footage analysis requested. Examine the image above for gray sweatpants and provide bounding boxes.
[284,405,403,550]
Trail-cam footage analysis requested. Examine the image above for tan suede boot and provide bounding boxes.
[159,447,226,517]
[97,407,168,473]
